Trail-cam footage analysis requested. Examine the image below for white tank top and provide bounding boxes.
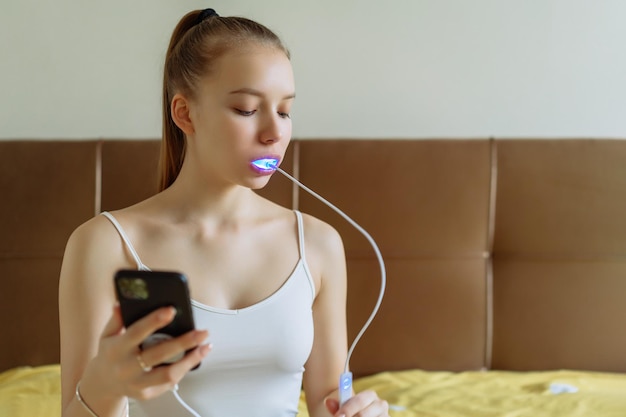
[102,211,316,417]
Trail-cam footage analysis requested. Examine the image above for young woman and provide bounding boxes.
[59,8,389,417]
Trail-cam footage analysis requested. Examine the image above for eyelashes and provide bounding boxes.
[235,108,255,116]
[234,108,291,119]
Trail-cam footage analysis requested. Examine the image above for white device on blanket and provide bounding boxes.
[252,158,387,406]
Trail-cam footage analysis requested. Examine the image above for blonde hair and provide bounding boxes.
[159,10,290,191]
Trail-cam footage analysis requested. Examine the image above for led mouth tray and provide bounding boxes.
[251,158,279,170]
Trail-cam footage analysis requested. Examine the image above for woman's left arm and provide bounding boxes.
[301,216,388,417]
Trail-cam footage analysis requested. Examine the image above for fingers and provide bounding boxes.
[98,305,213,401]
[126,326,210,400]
[129,344,211,400]
[335,390,389,417]
[123,306,177,347]
[97,306,178,376]
[139,329,209,369]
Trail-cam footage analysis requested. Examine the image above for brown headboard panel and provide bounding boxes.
[0,141,98,370]
[2,138,625,375]
[491,140,626,371]
[295,140,493,374]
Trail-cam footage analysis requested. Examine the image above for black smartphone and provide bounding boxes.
[113,269,198,368]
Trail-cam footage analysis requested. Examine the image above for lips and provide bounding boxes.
[249,156,280,175]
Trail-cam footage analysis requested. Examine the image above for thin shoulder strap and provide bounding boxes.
[294,210,306,260]
[101,211,146,270]
[294,210,316,297]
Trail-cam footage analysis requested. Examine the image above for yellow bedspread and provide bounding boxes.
[0,365,61,416]
[2,365,624,416]
[336,369,626,417]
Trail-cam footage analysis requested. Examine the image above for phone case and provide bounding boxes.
[114,269,197,367]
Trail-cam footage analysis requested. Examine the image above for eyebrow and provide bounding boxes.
[228,87,296,100]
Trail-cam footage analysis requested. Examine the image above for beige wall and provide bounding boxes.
[2,0,625,140]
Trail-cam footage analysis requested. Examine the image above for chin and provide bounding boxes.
[245,176,273,190]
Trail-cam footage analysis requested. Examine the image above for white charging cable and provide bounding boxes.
[270,164,387,406]
[172,384,201,417]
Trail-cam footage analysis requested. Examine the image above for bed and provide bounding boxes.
[1,138,626,416]
[2,365,626,416]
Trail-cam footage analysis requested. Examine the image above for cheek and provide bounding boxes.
[282,119,293,140]
[221,115,256,138]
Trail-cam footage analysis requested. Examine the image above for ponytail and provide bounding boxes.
[159,10,203,191]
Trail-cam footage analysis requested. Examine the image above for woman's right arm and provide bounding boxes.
[59,216,131,416]
[59,216,209,417]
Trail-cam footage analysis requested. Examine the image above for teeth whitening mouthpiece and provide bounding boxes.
[251,158,279,171]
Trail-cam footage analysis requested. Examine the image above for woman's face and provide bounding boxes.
[186,45,295,190]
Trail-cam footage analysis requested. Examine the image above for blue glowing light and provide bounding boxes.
[251,158,278,170]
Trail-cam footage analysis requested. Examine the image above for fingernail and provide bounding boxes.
[159,306,175,320]
[200,344,212,356]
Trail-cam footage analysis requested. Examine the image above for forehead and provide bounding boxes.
[200,46,294,98]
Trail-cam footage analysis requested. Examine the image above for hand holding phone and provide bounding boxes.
[114,269,198,368]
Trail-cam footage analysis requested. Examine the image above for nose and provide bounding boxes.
[259,113,284,144]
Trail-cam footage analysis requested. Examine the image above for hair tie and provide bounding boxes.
[197,8,219,24]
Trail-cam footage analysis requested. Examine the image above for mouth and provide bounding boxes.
[250,157,280,174]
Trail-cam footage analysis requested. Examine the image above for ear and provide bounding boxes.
[171,93,195,135]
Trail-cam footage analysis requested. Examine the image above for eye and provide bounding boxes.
[235,108,256,116]
[278,111,291,119]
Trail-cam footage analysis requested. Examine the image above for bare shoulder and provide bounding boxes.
[257,195,344,253]
[60,213,130,292]
[299,212,344,253]
[67,214,115,244]
[64,214,123,263]
[299,212,346,290]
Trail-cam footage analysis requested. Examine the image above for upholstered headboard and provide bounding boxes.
[2,139,625,376]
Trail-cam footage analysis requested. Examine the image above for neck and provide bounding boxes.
[161,166,259,222]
